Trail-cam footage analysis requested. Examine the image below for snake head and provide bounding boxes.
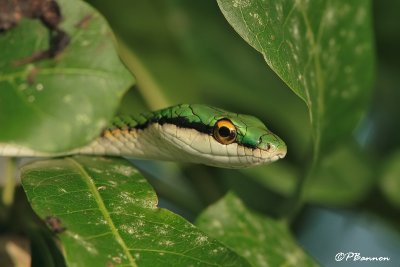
[209,112,287,168]
[154,104,287,168]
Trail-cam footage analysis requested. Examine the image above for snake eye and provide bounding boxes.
[213,119,237,145]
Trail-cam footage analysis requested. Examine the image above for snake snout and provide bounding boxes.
[276,143,287,159]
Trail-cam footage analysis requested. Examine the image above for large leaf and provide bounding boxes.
[196,193,318,267]
[21,156,250,267]
[0,0,134,152]
[217,0,374,152]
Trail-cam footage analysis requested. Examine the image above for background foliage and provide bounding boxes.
[0,0,399,266]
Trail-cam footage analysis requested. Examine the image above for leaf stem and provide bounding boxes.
[117,38,170,110]
[2,157,17,206]
[286,139,320,222]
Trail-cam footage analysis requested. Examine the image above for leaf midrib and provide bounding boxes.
[298,0,329,157]
[67,158,137,267]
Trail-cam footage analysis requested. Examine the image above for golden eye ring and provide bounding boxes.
[213,119,237,145]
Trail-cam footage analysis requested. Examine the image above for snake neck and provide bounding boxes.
[0,112,170,159]
[76,122,177,161]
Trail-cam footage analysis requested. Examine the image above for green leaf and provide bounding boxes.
[305,143,374,205]
[0,0,134,152]
[217,0,374,152]
[196,193,318,267]
[21,156,250,267]
[380,152,400,209]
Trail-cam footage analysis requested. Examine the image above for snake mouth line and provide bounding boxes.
[277,148,287,159]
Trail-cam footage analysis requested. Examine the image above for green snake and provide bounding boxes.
[0,104,286,168]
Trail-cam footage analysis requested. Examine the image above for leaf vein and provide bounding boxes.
[67,158,137,267]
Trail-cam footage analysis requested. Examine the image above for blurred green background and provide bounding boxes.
[1,0,399,265]
[84,0,400,265]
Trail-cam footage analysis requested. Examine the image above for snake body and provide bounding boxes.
[0,104,286,168]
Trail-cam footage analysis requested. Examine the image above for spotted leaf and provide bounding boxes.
[196,192,318,267]
[21,156,250,267]
[217,0,374,152]
[0,0,134,152]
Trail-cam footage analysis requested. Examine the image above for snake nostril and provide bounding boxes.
[266,143,271,151]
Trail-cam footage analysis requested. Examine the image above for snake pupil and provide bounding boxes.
[218,126,231,137]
